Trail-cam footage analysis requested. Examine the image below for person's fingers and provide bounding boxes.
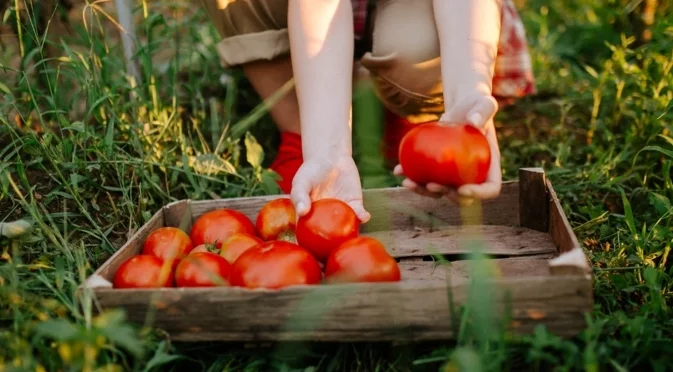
[426,182,451,194]
[349,201,371,224]
[458,181,501,200]
[440,94,498,128]
[402,179,443,198]
[456,117,502,201]
[466,96,498,128]
[290,171,313,219]
[393,164,404,176]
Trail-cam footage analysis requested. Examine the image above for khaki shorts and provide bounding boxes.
[201,0,534,124]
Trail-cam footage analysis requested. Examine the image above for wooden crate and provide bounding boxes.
[81,168,592,342]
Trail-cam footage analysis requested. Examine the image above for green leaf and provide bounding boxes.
[620,189,637,238]
[644,267,660,289]
[648,192,671,215]
[636,145,673,161]
[105,117,115,157]
[142,341,184,372]
[260,169,281,195]
[34,319,79,341]
[244,132,264,169]
[67,121,86,133]
[95,310,144,357]
[447,346,484,372]
[0,81,11,95]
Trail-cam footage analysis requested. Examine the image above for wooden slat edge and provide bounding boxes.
[162,199,192,230]
[545,179,591,277]
[519,168,549,232]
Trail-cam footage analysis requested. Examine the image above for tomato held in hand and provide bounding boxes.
[175,252,231,287]
[190,209,257,247]
[219,233,263,263]
[255,198,297,242]
[113,255,174,289]
[325,237,401,283]
[141,227,194,269]
[398,122,491,188]
[229,241,322,289]
[296,199,360,262]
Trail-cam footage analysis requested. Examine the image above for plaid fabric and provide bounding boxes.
[352,0,536,99]
[492,0,536,99]
[352,0,369,41]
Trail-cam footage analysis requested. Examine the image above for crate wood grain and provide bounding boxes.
[82,168,592,342]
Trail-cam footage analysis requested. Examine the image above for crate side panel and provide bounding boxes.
[546,180,581,254]
[163,200,193,231]
[519,168,549,232]
[361,183,520,232]
[93,274,591,342]
[365,225,556,259]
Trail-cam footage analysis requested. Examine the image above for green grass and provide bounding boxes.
[1,0,673,370]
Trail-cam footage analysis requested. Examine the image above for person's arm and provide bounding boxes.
[395,0,502,202]
[434,0,501,126]
[288,0,354,159]
[288,0,370,222]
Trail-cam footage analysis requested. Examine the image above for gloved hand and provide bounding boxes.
[290,155,371,223]
[394,92,502,206]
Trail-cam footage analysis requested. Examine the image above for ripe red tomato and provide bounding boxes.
[190,209,257,248]
[255,198,297,241]
[219,233,263,263]
[175,252,231,287]
[141,227,194,269]
[113,255,174,289]
[229,241,322,289]
[324,237,401,283]
[190,243,219,255]
[398,122,491,188]
[295,199,360,262]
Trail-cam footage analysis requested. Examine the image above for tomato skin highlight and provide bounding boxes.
[255,198,297,241]
[175,252,231,287]
[398,122,491,188]
[295,199,360,262]
[325,237,401,283]
[141,227,193,269]
[219,233,263,263]
[229,241,322,289]
[113,255,174,289]
[190,209,257,247]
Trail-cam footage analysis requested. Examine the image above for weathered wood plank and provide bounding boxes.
[92,275,592,342]
[398,257,551,282]
[185,183,521,233]
[519,168,549,232]
[162,200,192,232]
[365,225,557,258]
[546,180,581,254]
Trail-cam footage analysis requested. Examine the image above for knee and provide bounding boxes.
[202,0,290,68]
[360,0,444,122]
[361,50,444,123]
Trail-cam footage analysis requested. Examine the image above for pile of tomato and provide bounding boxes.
[113,198,401,290]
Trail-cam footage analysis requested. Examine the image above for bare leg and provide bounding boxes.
[242,56,301,134]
